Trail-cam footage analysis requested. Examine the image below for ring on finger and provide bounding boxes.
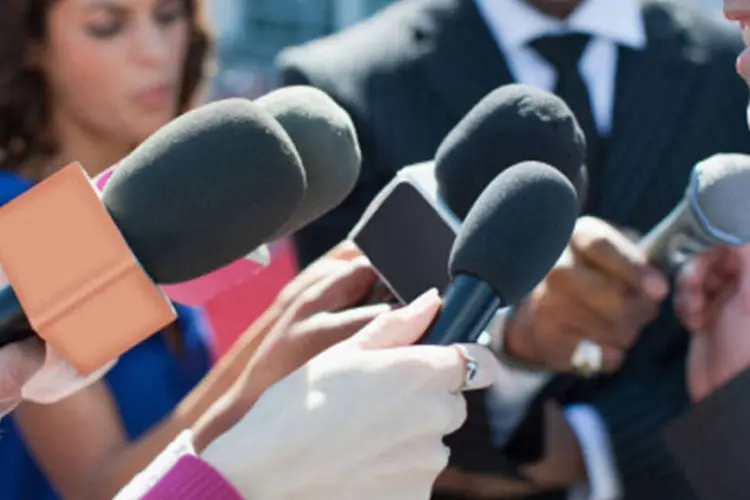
[570,339,603,377]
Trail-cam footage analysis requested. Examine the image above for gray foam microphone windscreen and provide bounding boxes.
[435,84,587,220]
[258,86,361,238]
[450,161,578,304]
[101,98,306,284]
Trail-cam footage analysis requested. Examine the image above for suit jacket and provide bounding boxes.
[277,0,750,498]
[663,369,750,500]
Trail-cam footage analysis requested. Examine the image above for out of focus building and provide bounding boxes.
[205,0,731,98]
[207,0,396,98]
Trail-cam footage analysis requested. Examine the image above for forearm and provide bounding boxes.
[114,431,243,500]
[88,307,283,499]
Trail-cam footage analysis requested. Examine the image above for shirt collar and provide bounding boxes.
[474,0,647,51]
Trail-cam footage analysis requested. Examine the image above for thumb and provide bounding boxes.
[0,338,45,401]
[345,288,441,350]
[738,244,750,311]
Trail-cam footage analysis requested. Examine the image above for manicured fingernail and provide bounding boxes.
[412,288,439,307]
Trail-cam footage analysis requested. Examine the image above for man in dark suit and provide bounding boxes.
[276,0,750,498]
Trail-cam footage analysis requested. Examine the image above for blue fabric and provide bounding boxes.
[0,173,212,499]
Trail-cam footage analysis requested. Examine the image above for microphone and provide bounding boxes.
[160,86,363,305]
[419,161,578,345]
[259,86,362,238]
[350,84,586,303]
[638,153,750,272]
[0,98,306,357]
[102,98,306,283]
[435,84,588,218]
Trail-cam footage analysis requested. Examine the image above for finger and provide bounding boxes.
[252,304,394,386]
[628,292,662,329]
[534,329,623,373]
[703,278,740,330]
[572,217,668,300]
[0,398,20,419]
[675,256,710,315]
[360,281,398,306]
[565,298,635,350]
[738,245,750,310]
[324,240,364,261]
[0,338,45,401]
[395,392,468,439]
[551,263,624,320]
[347,288,441,350]
[547,266,639,348]
[438,344,497,392]
[294,257,379,317]
[294,304,394,348]
[274,258,351,309]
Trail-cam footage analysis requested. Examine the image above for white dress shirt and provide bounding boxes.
[475,0,645,135]
[473,1,647,499]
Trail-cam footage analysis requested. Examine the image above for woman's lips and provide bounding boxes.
[134,84,173,111]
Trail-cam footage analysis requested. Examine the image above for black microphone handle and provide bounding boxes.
[0,285,34,348]
[419,274,502,345]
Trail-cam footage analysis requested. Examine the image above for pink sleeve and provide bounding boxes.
[142,455,244,500]
[93,166,115,191]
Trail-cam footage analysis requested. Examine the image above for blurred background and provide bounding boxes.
[202,0,732,357]
[205,0,727,102]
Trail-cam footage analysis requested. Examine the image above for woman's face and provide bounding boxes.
[724,0,750,126]
[42,0,190,145]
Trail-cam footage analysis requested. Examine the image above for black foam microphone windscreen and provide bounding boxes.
[435,84,587,219]
[257,86,362,238]
[449,161,578,303]
[102,98,307,284]
[420,161,578,346]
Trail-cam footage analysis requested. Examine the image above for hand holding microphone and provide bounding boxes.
[675,243,750,402]
[639,153,750,272]
[641,153,750,398]
[200,290,496,500]
[191,253,392,450]
[0,273,113,418]
[504,216,669,375]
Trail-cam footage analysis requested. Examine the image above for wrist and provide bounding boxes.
[200,406,276,498]
[494,305,549,373]
[192,385,260,454]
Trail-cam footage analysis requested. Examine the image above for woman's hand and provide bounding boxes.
[0,339,45,417]
[202,289,498,500]
[192,242,394,449]
[675,244,750,402]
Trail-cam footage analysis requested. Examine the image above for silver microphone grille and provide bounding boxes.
[692,153,750,245]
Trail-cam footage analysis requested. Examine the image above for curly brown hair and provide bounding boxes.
[0,0,211,171]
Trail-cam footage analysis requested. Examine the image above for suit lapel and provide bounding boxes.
[414,0,515,123]
[598,5,705,223]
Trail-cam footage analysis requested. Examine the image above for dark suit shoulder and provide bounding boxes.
[276,0,433,96]
[643,0,743,57]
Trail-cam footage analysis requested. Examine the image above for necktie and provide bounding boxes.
[530,33,601,209]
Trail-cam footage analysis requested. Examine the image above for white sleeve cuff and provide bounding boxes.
[485,358,552,445]
[113,430,197,500]
[480,308,552,445]
[565,405,622,500]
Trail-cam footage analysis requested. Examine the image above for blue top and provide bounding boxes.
[0,172,212,499]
